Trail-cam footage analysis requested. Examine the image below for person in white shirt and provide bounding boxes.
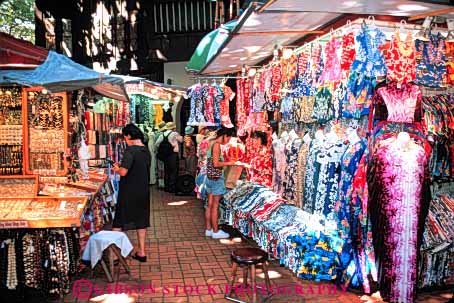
[155,122,183,193]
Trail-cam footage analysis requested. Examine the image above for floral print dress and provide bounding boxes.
[368,137,429,303]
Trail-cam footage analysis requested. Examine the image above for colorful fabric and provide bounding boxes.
[415,33,446,88]
[386,32,416,84]
[350,23,387,77]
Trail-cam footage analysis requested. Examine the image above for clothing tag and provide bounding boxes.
[422,17,434,29]
[44,260,49,268]
[1,242,4,249]
[448,19,454,31]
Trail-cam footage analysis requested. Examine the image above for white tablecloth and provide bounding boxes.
[81,231,134,268]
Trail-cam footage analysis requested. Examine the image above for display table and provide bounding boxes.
[0,171,117,296]
[0,196,88,229]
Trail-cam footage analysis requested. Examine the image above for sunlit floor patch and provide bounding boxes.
[219,237,242,245]
[257,270,282,279]
[167,200,188,206]
[90,293,137,303]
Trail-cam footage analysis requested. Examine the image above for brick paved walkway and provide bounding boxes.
[64,187,453,303]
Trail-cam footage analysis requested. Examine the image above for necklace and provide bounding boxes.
[6,239,17,290]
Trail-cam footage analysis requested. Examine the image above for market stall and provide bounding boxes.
[0,33,127,297]
[187,2,454,302]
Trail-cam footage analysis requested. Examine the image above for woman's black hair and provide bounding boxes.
[251,131,267,146]
[122,123,144,141]
[215,126,236,138]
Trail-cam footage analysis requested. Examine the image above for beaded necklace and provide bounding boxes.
[6,239,18,290]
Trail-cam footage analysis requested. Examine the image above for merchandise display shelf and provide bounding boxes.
[0,196,89,229]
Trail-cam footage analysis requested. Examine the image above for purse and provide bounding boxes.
[206,157,222,180]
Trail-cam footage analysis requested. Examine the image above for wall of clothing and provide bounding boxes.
[186,82,235,128]
[227,19,454,302]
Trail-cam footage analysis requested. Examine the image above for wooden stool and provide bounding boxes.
[82,231,133,283]
[225,248,272,303]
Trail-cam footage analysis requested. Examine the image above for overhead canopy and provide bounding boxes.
[186,19,239,74]
[0,51,129,101]
[0,32,47,69]
[193,0,454,75]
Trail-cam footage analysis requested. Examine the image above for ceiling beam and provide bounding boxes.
[408,7,454,21]
[233,30,324,36]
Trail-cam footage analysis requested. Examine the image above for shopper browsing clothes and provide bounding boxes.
[205,127,241,239]
[156,122,183,193]
[112,124,151,262]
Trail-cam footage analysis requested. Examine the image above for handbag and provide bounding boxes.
[206,157,222,180]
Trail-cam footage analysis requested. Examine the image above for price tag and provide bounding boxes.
[448,19,454,31]
[422,16,434,29]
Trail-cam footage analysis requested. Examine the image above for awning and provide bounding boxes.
[193,0,454,75]
[0,51,129,101]
[0,32,47,69]
[186,19,239,74]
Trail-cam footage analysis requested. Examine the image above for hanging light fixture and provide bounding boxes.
[248,67,257,77]
[282,48,293,60]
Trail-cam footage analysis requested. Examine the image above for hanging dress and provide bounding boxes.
[386,31,416,84]
[415,32,446,88]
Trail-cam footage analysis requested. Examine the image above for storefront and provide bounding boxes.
[0,33,129,297]
[187,2,454,302]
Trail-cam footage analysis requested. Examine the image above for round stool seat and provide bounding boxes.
[231,248,268,265]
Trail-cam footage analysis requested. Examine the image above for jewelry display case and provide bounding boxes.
[22,88,68,176]
[0,196,89,229]
[0,175,38,197]
[0,87,23,175]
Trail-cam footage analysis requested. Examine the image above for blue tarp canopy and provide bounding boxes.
[0,51,129,101]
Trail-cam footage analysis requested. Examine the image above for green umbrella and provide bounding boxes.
[186,20,238,74]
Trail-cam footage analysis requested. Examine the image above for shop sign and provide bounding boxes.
[0,220,29,229]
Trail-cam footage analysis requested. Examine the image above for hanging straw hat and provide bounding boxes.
[165,122,176,130]
[157,122,167,132]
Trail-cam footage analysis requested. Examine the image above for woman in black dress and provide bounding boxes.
[112,124,151,262]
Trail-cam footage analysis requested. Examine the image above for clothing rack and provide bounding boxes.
[294,17,448,55]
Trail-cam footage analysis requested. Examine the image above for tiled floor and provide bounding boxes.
[63,187,453,303]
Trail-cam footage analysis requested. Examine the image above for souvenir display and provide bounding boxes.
[0,177,37,197]
[25,91,67,175]
[0,87,23,176]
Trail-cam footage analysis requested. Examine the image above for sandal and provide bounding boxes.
[132,253,147,263]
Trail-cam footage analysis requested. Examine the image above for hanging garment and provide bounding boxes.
[154,104,164,126]
[248,146,273,188]
[350,23,387,77]
[415,33,446,88]
[340,32,356,77]
[343,73,376,119]
[446,41,454,85]
[220,85,234,127]
[386,31,416,84]
[377,82,421,123]
[368,137,429,303]
[283,138,303,203]
[280,96,294,123]
[320,36,342,82]
[312,84,334,124]
[342,148,377,294]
